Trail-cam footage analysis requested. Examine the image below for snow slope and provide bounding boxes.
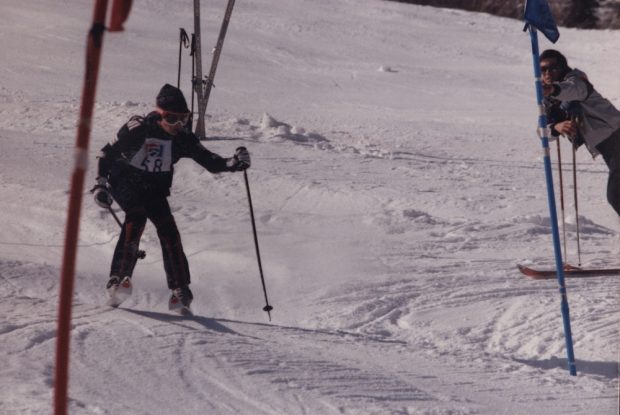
[0,0,618,414]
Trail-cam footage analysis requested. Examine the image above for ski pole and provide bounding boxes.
[570,124,582,266]
[243,169,273,321]
[190,33,196,128]
[177,28,190,89]
[555,138,568,262]
[107,206,146,259]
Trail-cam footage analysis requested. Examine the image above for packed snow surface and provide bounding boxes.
[0,0,619,414]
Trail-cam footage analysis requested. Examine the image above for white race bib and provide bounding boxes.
[130,138,172,172]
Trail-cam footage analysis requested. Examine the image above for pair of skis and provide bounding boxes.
[193,0,236,139]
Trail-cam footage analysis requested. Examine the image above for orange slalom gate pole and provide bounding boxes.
[54,1,109,413]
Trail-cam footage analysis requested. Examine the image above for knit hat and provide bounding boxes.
[156,84,189,113]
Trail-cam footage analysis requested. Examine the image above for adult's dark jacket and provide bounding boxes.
[544,68,620,156]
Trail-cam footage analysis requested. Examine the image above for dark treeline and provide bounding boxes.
[388,0,620,29]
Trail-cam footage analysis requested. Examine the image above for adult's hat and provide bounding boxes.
[156,84,189,113]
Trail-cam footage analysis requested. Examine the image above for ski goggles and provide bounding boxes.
[161,111,190,126]
[540,65,560,74]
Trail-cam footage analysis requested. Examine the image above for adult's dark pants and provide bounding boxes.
[110,185,191,290]
[596,128,620,217]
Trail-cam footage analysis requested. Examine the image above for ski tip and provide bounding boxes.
[169,302,194,316]
[106,283,132,307]
[105,298,122,308]
[175,307,194,317]
[517,264,534,275]
[516,264,554,279]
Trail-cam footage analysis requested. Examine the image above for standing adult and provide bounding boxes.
[541,49,620,217]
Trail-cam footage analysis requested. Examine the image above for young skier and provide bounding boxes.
[91,84,251,311]
[540,49,620,217]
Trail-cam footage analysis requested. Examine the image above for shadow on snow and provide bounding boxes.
[514,356,619,379]
[121,308,239,335]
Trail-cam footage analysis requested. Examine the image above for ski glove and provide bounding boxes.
[91,177,113,209]
[227,146,251,171]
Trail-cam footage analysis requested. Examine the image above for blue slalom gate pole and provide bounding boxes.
[527,26,577,376]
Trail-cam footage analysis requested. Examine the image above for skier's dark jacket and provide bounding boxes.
[98,111,230,196]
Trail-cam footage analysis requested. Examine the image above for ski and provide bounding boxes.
[192,0,206,138]
[202,0,236,114]
[518,264,620,280]
[193,0,237,138]
[106,277,133,307]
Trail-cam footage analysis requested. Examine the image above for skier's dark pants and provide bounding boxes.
[596,128,620,217]
[110,185,191,289]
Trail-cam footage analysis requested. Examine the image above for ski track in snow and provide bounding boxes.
[1,0,619,414]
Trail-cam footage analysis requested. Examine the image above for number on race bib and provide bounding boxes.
[130,138,172,173]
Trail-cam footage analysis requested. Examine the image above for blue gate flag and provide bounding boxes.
[521,16,576,376]
[524,0,560,43]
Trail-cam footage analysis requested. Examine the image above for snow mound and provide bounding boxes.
[259,113,329,146]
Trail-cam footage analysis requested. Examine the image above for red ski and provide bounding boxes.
[518,264,620,280]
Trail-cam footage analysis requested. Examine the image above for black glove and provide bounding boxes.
[226,147,251,171]
[91,177,113,209]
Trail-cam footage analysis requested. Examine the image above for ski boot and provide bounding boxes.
[106,275,132,307]
[168,285,193,316]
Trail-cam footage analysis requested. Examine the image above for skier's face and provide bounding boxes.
[540,58,562,85]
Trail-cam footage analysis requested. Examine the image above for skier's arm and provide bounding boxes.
[97,143,116,179]
[190,139,250,173]
[550,74,592,102]
[189,138,231,173]
[97,116,145,179]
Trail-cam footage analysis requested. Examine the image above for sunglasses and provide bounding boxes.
[161,111,190,126]
[540,65,560,74]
